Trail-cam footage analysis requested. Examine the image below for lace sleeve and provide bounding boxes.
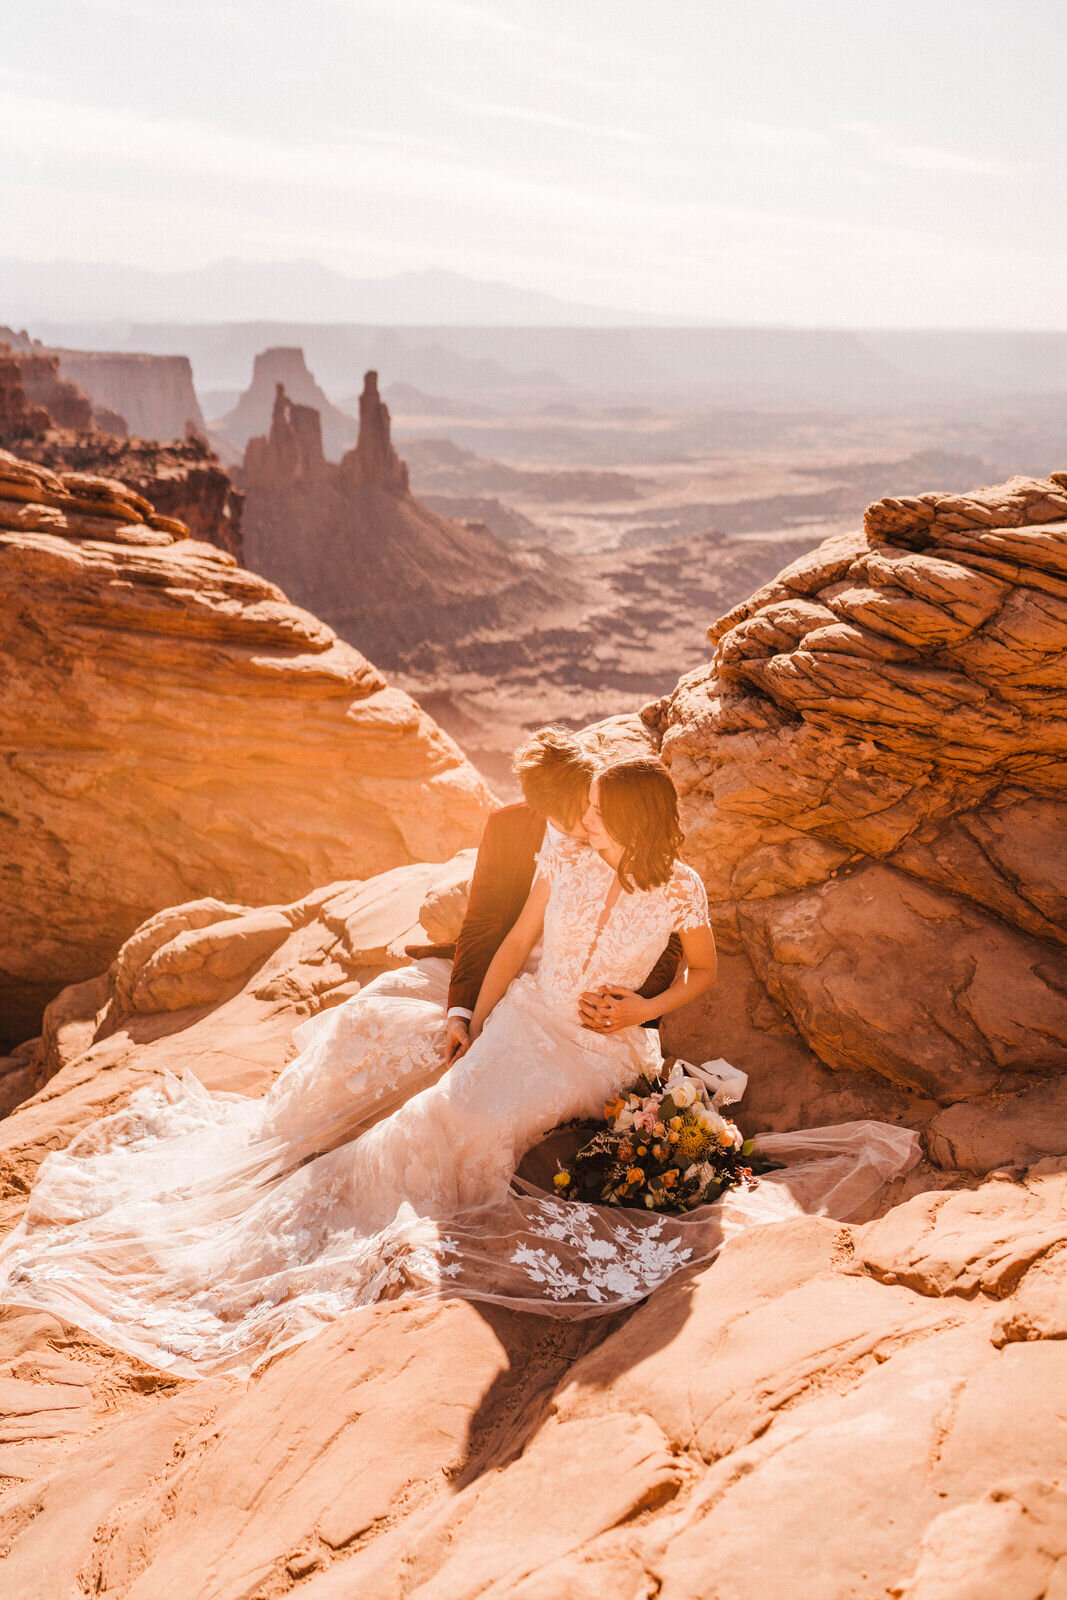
[668,865,709,933]
[534,835,582,889]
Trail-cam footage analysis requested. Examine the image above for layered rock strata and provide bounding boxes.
[1,346,243,559]
[0,449,494,1045]
[0,869,1063,1600]
[13,431,245,561]
[645,474,1067,1168]
[0,343,117,436]
[50,349,205,440]
[239,370,569,667]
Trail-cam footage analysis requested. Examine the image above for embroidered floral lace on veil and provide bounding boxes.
[0,845,918,1379]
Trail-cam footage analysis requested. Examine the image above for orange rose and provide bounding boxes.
[662,1169,678,1189]
[626,1167,645,1186]
[604,1096,626,1121]
[718,1129,735,1148]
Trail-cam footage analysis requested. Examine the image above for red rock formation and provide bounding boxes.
[238,371,566,667]
[344,368,409,494]
[0,346,50,435]
[0,858,1064,1598]
[216,347,357,459]
[0,343,104,435]
[49,349,204,439]
[243,382,327,484]
[0,446,494,1045]
[14,351,95,431]
[0,347,242,560]
[645,472,1067,1171]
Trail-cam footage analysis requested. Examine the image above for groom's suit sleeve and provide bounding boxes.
[637,933,684,1018]
[447,807,538,1018]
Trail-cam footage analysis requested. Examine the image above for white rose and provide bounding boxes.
[696,1105,726,1135]
[670,1080,700,1109]
[615,1108,635,1130]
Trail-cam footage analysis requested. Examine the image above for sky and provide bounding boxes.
[3,0,1065,326]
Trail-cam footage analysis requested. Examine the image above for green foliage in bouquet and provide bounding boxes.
[553,1069,777,1215]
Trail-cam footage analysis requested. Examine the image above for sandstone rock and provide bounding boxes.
[14,430,245,560]
[50,349,205,440]
[646,474,1067,1162]
[237,368,568,667]
[243,381,326,484]
[216,346,358,460]
[0,852,1063,1597]
[0,343,98,434]
[347,368,410,495]
[0,447,493,1045]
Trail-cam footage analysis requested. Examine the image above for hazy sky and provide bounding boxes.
[4,0,1065,324]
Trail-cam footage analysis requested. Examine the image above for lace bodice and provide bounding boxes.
[534,838,708,1004]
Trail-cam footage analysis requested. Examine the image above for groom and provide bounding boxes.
[440,726,681,1063]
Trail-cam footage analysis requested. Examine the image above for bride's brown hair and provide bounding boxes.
[596,757,684,892]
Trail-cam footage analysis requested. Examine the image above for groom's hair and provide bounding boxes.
[596,758,684,891]
[512,725,595,826]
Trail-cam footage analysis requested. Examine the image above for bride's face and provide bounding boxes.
[581,779,618,852]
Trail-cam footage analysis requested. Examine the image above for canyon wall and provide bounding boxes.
[0,447,494,1046]
[1,345,244,560]
[647,473,1067,1173]
[238,370,568,666]
[52,350,205,439]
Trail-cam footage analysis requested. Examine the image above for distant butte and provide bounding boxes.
[215,346,358,460]
[237,365,570,666]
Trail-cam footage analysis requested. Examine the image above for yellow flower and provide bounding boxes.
[675,1117,710,1160]
[553,1170,571,1188]
[604,1096,626,1121]
[637,1145,648,1157]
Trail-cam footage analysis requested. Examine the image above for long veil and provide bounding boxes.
[0,964,919,1381]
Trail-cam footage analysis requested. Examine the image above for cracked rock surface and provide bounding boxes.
[0,447,493,1045]
[646,473,1067,1172]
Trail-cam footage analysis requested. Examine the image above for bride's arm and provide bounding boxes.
[464,875,551,1048]
[587,923,717,1032]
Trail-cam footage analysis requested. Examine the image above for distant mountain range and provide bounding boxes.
[0,259,673,328]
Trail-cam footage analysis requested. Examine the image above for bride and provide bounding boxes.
[0,758,917,1380]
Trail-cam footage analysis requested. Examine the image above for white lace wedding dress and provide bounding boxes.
[0,840,918,1379]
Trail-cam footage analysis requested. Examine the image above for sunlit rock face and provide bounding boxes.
[647,473,1067,1170]
[0,447,495,1046]
[0,882,1063,1600]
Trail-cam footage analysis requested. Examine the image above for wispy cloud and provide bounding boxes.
[436,92,649,146]
[724,119,834,155]
[841,121,1043,177]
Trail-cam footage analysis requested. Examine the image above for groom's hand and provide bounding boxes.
[579,986,648,1033]
[444,1017,470,1063]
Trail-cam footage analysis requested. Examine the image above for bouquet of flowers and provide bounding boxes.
[553,1061,760,1214]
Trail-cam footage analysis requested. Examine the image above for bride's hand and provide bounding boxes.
[453,1020,481,1061]
[578,986,650,1033]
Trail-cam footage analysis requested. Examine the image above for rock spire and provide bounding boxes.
[343,369,410,496]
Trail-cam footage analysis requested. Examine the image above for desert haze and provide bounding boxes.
[2,0,1066,1592]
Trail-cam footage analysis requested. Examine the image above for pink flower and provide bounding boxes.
[633,1097,662,1135]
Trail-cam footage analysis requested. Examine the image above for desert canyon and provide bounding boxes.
[0,315,1064,1600]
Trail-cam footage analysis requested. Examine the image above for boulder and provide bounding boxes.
[0,856,1064,1600]
[0,448,494,1045]
[645,474,1067,1169]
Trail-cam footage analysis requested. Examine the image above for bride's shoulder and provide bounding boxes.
[534,834,587,882]
[664,860,709,927]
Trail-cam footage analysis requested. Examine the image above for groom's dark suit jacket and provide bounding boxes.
[419,802,682,1022]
